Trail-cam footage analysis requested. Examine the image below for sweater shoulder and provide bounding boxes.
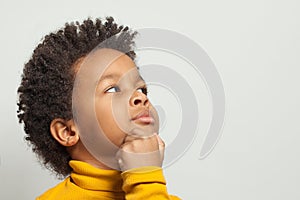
[36,178,69,200]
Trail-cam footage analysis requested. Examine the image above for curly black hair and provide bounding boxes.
[17,17,137,177]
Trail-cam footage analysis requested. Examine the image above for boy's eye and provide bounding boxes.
[137,87,148,95]
[105,86,120,93]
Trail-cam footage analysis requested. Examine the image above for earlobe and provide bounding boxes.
[50,118,79,147]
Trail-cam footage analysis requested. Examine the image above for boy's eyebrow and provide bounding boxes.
[98,73,145,83]
[98,74,119,82]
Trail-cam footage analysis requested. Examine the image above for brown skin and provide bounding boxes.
[50,51,165,171]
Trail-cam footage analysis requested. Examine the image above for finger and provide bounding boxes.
[155,134,165,162]
[123,134,139,143]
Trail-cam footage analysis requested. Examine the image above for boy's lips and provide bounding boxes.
[131,110,154,124]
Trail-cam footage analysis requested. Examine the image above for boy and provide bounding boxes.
[17,17,180,199]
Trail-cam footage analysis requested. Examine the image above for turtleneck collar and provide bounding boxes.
[69,160,124,195]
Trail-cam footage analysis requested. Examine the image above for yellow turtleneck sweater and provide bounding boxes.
[37,160,180,200]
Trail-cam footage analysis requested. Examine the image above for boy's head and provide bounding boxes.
[68,48,159,169]
[17,17,157,177]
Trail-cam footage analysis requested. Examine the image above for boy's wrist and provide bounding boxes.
[121,166,166,187]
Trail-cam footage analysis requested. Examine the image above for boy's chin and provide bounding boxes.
[128,121,159,137]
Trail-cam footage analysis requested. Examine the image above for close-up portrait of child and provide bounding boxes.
[0,1,299,200]
[17,16,180,199]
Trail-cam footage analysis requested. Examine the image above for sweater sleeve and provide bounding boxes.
[121,166,181,200]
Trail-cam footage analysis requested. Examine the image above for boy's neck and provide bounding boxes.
[68,140,114,170]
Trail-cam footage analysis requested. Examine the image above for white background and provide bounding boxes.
[0,0,299,199]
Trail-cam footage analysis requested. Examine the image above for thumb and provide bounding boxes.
[155,133,165,161]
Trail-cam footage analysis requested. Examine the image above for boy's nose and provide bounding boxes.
[129,91,149,107]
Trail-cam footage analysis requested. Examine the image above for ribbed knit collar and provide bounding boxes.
[69,160,124,194]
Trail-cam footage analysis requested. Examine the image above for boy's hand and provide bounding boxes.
[116,133,165,171]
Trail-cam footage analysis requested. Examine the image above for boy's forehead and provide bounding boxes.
[99,68,143,83]
[75,48,139,80]
[102,54,136,74]
[76,48,128,69]
[98,51,140,81]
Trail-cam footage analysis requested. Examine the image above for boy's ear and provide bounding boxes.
[50,118,79,147]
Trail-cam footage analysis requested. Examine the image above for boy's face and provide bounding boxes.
[94,52,159,147]
[73,48,159,164]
